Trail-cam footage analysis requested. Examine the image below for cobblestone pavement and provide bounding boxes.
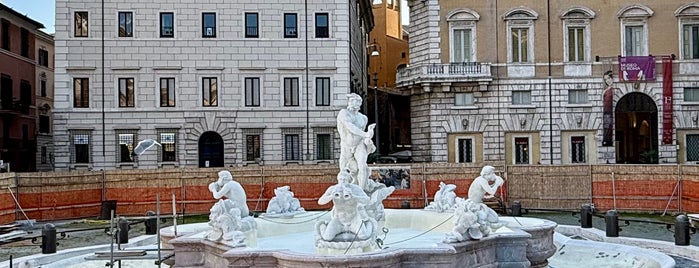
[0,218,164,263]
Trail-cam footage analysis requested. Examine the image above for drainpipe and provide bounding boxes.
[547,0,553,164]
[101,0,106,162]
[305,0,310,161]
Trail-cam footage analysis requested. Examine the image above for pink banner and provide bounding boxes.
[662,58,673,145]
[602,86,614,146]
[619,56,656,81]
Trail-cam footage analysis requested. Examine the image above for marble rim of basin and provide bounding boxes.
[500,216,558,268]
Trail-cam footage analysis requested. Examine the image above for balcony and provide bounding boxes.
[396,62,493,89]
[0,100,31,115]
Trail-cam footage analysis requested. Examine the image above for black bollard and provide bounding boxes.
[581,204,593,228]
[605,210,619,237]
[145,211,157,235]
[41,223,57,254]
[675,215,691,246]
[401,200,411,209]
[118,217,129,244]
[511,201,522,216]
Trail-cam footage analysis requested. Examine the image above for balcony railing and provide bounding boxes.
[396,62,492,86]
[0,100,31,114]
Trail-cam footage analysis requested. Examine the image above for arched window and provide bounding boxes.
[617,4,654,56]
[504,8,538,63]
[446,8,480,63]
[560,7,596,62]
[675,3,699,59]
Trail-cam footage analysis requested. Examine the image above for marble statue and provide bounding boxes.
[315,170,377,250]
[264,185,305,217]
[337,93,376,191]
[444,166,505,242]
[424,182,457,212]
[315,94,395,253]
[206,170,256,246]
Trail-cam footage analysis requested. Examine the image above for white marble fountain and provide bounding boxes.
[164,94,555,267]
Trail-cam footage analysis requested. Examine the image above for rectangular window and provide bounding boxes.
[284,77,299,106]
[74,78,89,108]
[202,77,218,107]
[452,29,472,62]
[284,13,297,38]
[245,77,260,107]
[316,133,332,160]
[457,138,473,163]
[20,28,28,57]
[117,132,135,163]
[316,77,330,106]
[158,130,177,162]
[454,93,474,106]
[625,26,644,56]
[160,78,175,107]
[246,134,261,161]
[512,91,531,105]
[245,13,258,38]
[41,146,47,164]
[71,131,91,164]
[1,19,9,50]
[571,136,586,163]
[118,12,133,37]
[567,27,585,61]
[684,24,699,59]
[284,134,301,161]
[38,49,49,67]
[39,115,50,134]
[160,12,174,38]
[688,134,699,161]
[514,137,529,164]
[0,75,11,110]
[511,28,528,62]
[202,13,216,38]
[316,13,329,38]
[74,12,88,37]
[568,89,588,104]
[685,87,699,102]
[19,80,30,111]
[118,78,135,107]
[40,80,47,97]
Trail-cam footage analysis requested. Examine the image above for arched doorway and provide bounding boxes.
[615,92,658,164]
[198,131,224,167]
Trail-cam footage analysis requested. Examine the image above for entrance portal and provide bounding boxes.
[615,92,658,164]
[198,131,224,167]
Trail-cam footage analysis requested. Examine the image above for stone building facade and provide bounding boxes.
[0,3,45,172]
[53,0,374,170]
[35,31,54,171]
[398,0,699,165]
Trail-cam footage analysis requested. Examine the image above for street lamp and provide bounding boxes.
[373,73,379,156]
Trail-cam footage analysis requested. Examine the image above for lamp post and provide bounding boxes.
[373,73,379,156]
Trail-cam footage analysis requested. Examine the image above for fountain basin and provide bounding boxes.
[166,209,558,268]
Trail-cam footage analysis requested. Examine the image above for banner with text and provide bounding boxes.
[619,56,656,81]
[662,57,673,145]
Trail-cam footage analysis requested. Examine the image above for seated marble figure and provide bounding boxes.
[316,170,376,243]
[206,170,256,245]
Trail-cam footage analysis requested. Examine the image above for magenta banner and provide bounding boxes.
[619,56,656,81]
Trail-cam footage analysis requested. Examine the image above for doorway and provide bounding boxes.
[198,131,224,167]
[615,92,658,164]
